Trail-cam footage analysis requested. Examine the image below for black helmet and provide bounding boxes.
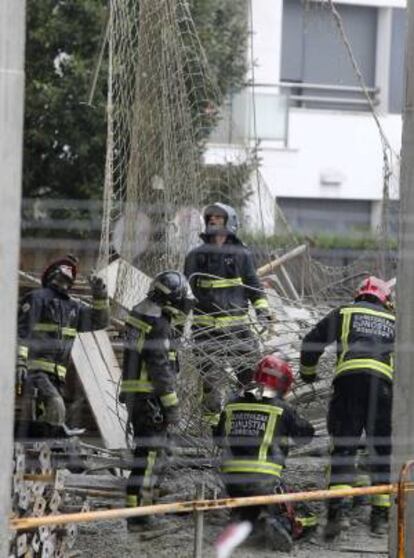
[41,254,79,292]
[202,202,239,236]
[148,271,196,315]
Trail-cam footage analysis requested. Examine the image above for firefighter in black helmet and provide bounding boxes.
[120,270,196,531]
[16,255,109,438]
[184,202,272,427]
[300,276,395,538]
[216,354,315,552]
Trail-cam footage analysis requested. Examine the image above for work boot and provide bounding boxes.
[256,513,293,552]
[324,503,351,540]
[370,507,389,536]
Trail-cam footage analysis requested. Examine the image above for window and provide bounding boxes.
[389,8,406,114]
[280,1,378,110]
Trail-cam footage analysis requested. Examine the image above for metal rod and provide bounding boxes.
[289,95,379,106]
[257,244,307,277]
[193,483,205,558]
[397,460,414,558]
[10,484,396,531]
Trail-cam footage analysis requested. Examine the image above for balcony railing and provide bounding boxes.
[277,81,380,110]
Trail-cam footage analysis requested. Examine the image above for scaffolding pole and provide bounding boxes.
[392,1,414,556]
[0,0,26,555]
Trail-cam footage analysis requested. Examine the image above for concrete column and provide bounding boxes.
[0,0,26,554]
[375,7,393,114]
[391,1,414,556]
[248,0,283,84]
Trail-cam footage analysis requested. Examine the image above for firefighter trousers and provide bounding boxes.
[327,374,392,493]
[126,398,168,518]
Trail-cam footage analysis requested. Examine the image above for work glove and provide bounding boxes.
[15,361,28,396]
[163,405,180,427]
[118,391,127,405]
[88,274,108,298]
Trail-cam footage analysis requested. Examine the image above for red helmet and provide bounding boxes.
[355,276,391,304]
[41,254,78,287]
[253,355,294,397]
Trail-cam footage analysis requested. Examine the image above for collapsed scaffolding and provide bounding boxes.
[9,0,401,556]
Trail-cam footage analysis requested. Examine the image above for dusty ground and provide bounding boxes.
[73,452,388,558]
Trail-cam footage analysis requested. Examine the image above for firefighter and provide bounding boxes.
[299,276,395,538]
[184,202,272,427]
[120,270,196,531]
[216,354,315,552]
[16,254,109,438]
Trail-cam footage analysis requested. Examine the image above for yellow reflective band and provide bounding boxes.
[340,307,395,322]
[92,299,109,310]
[126,494,138,508]
[121,379,154,393]
[354,474,371,487]
[338,310,352,366]
[193,314,249,328]
[204,412,221,426]
[221,460,282,477]
[300,365,317,377]
[18,345,28,359]
[371,494,391,508]
[142,451,157,490]
[160,392,179,408]
[126,314,153,333]
[197,277,243,289]
[259,408,279,461]
[253,298,269,310]
[33,323,77,337]
[336,359,393,380]
[226,403,284,415]
[28,359,67,380]
[61,327,77,337]
[297,515,318,527]
[168,351,177,361]
[329,484,352,491]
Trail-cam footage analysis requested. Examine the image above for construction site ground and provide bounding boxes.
[72,453,388,557]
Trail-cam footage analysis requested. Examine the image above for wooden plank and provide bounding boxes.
[71,333,127,449]
[98,258,152,311]
[92,330,122,385]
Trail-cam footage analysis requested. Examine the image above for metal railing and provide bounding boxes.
[276,80,380,110]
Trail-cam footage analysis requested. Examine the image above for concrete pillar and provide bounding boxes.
[391,1,414,556]
[375,7,393,114]
[0,0,26,554]
[248,0,283,84]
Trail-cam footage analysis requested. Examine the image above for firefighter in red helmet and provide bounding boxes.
[16,255,109,438]
[300,276,395,538]
[216,354,315,552]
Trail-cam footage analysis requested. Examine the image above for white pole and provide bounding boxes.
[391,1,414,556]
[0,0,26,555]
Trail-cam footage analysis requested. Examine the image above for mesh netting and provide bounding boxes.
[98,0,396,449]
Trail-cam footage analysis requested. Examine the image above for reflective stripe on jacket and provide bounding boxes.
[184,239,269,323]
[217,394,314,479]
[300,301,395,383]
[120,298,178,406]
[18,286,109,381]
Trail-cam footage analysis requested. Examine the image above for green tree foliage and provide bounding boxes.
[24,0,108,200]
[24,0,249,203]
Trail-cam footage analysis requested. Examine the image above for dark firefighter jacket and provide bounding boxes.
[18,286,109,382]
[300,300,395,384]
[184,236,269,328]
[120,298,179,409]
[216,392,314,479]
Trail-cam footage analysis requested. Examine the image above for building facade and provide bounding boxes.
[207,0,406,237]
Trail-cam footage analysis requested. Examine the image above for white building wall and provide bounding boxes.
[259,109,402,201]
